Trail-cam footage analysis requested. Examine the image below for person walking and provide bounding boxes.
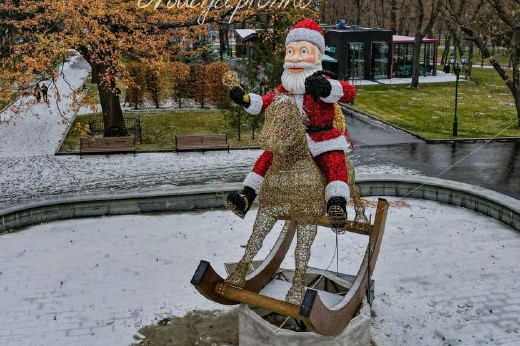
[33,83,41,103]
[40,84,48,103]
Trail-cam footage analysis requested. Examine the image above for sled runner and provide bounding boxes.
[191,198,388,336]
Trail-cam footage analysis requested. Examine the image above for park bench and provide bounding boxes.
[175,134,229,153]
[80,136,136,157]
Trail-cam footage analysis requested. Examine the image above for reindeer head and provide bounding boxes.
[259,94,308,159]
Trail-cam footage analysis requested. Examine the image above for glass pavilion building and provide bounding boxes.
[322,26,438,80]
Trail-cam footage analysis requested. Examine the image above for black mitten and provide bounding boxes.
[229,86,250,107]
[305,72,332,101]
[225,186,257,219]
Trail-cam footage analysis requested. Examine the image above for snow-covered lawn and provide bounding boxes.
[0,198,518,346]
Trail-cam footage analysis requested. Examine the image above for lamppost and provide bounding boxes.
[449,54,467,137]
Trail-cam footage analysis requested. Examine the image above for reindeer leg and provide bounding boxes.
[225,210,277,288]
[286,223,317,305]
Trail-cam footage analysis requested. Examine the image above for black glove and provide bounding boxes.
[229,86,250,107]
[305,71,332,101]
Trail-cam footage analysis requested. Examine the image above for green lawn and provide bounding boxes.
[351,68,519,139]
[436,40,511,66]
[59,109,261,153]
[0,90,18,111]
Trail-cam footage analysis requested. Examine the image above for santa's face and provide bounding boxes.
[281,41,322,94]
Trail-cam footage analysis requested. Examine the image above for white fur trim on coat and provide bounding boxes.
[305,134,351,157]
[325,181,350,201]
[243,172,264,193]
[245,93,262,115]
[320,79,343,103]
[286,28,325,53]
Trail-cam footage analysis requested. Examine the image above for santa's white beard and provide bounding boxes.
[281,61,322,95]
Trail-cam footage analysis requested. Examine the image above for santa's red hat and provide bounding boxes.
[285,19,325,53]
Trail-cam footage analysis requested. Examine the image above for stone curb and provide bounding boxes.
[1,175,518,234]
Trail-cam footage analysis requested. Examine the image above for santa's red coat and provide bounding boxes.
[243,79,356,201]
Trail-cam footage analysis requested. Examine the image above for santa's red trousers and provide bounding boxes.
[252,149,348,185]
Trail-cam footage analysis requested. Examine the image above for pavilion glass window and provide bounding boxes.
[346,42,364,80]
[420,42,434,74]
[371,42,389,79]
[393,43,414,77]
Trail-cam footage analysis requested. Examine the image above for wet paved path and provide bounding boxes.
[345,112,520,199]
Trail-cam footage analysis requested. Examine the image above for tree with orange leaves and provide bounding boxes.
[206,61,231,108]
[1,1,319,135]
[169,61,190,108]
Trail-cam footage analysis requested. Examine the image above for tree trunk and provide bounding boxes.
[441,35,450,66]
[514,92,520,126]
[355,0,362,26]
[238,108,241,141]
[219,26,226,60]
[410,0,441,88]
[91,63,100,84]
[96,63,127,137]
[410,34,423,88]
[465,41,474,80]
[224,25,230,57]
[152,89,159,108]
[390,0,397,33]
[474,38,520,127]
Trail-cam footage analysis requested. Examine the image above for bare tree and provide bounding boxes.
[444,0,520,126]
[409,0,442,88]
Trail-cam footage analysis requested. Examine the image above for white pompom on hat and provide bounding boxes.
[285,19,325,53]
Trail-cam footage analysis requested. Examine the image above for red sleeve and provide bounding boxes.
[252,151,274,177]
[260,85,284,113]
[339,80,356,104]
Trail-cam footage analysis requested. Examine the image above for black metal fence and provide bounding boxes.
[88,116,142,143]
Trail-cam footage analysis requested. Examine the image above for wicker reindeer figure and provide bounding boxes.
[225,92,328,304]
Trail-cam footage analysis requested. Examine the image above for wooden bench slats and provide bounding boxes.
[80,136,136,156]
[176,134,229,152]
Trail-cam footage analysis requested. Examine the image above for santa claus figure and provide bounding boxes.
[226,19,356,227]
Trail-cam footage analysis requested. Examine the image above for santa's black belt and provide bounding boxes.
[305,125,333,133]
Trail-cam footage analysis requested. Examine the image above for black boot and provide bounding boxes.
[225,186,257,219]
[327,196,347,229]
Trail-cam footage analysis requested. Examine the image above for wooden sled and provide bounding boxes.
[191,198,389,336]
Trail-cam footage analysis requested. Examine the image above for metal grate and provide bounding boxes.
[88,116,142,143]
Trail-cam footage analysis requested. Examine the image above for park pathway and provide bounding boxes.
[0,52,90,157]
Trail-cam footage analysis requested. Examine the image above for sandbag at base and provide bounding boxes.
[238,298,371,346]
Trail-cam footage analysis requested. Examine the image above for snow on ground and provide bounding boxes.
[0,149,419,209]
[0,198,518,346]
